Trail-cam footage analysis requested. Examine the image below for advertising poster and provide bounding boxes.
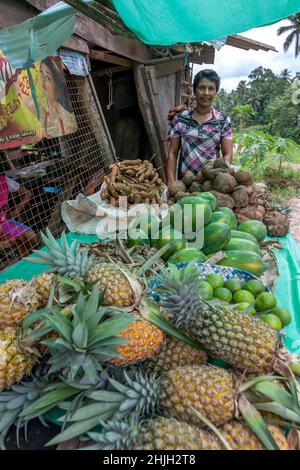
[0,53,77,149]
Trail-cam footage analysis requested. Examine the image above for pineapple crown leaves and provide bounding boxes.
[40,287,136,384]
[0,365,52,449]
[82,415,141,450]
[242,373,300,426]
[44,369,161,447]
[153,262,208,326]
[139,298,207,352]
[26,228,95,279]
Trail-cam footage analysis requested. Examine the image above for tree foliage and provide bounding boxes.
[215,66,300,143]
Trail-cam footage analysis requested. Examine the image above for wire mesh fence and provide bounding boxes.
[0,71,114,271]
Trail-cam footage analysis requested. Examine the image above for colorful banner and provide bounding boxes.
[0,53,77,149]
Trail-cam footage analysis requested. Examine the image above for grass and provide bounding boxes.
[266,187,300,207]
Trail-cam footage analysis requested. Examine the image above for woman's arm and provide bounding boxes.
[167,137,181,186]
[221,138,233,166]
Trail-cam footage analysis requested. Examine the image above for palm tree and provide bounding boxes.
[277,14,300,57]
[280,68,292,81]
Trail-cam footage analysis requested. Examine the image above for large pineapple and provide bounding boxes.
[87,262,137,307]
[0,280,41,328]
[153,263,289,374]
[0,327,38,391]
[102,365,236,427]
[144,335,208,374]
[110,310,164,366]
[0,273,56,328]
[84,417,222,450]
[28,229,141,308]
[220,420,289,451]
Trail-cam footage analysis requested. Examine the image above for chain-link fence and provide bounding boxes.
[0,71,114,271]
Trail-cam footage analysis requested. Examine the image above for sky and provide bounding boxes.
[194,19,300,91]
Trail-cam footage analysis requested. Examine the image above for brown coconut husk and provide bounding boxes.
[211,191,235,209]
[213,172,238,194]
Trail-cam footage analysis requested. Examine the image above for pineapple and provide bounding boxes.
[87,262,136,307]
[31,273,56,307]
[0,327,38,391]
[220,420,289,450]
[0,280,41,328]
[84,417,222,450]
[153,263,286,374]
[110,310,164,366]
[28,229,141,308]
[144,335,208,374]
[102,365,236,427]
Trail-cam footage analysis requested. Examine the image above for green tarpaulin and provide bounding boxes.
[112,0,300,45]
[0,2,78,69]
[0,231,300,354]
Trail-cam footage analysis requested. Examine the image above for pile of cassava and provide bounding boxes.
[101,160,164,206]
[168,159,289,237]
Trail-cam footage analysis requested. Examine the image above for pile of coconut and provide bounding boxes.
[168,159,290,237]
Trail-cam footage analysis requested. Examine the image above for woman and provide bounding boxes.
[0,173,37,258]
[167,69,233,186]
[40,58,77,138]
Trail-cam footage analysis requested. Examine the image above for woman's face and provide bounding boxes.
[195,78,217,107]
[40,63,57,102]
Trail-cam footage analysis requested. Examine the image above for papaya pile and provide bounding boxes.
[129,192,269,277]
[168,160,290,237]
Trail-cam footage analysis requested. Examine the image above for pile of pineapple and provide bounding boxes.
[0,229,300,451]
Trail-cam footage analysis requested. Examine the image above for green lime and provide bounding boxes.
[198,281,214,300]
[266,307,291,327]
[259,313,282,331]
[244,279,265,297]
[255,292,277,312]
[233,290,255,305]
[224,278,242,293]
[205,273,224,290]
[214,287,232,303]
[234,302,256,314]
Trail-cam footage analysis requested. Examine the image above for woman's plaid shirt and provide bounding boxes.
[169,107,232,177]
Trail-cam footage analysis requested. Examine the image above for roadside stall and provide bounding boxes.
[1,0,300,452]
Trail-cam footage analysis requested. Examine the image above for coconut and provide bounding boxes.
[235,206,264,223]
[175,191,189,201]
[196,172,205,184]
[213,172,238,194]
[168,181,186,197]
[235,170,253,186]
[232,186,249,208]
[213,158,230,169]
[182,171,196,188]
[201,163,214,180]
[264,211,289,237]
[202,180,213,192]
[211,191,235,209]
[189,181,202,193]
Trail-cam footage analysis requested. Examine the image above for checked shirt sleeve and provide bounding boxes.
[222,115,233,140]
[169,114,183,139]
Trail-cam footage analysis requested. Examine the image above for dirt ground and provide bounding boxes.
[289,197,300,245]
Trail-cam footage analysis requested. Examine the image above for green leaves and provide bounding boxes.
[238,395,280,450]
[139,298,206,351]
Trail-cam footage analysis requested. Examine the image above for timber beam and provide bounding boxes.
[24,0,151,62]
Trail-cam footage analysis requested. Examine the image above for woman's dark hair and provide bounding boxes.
[41,58,73,113]
[193,69,221,94]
